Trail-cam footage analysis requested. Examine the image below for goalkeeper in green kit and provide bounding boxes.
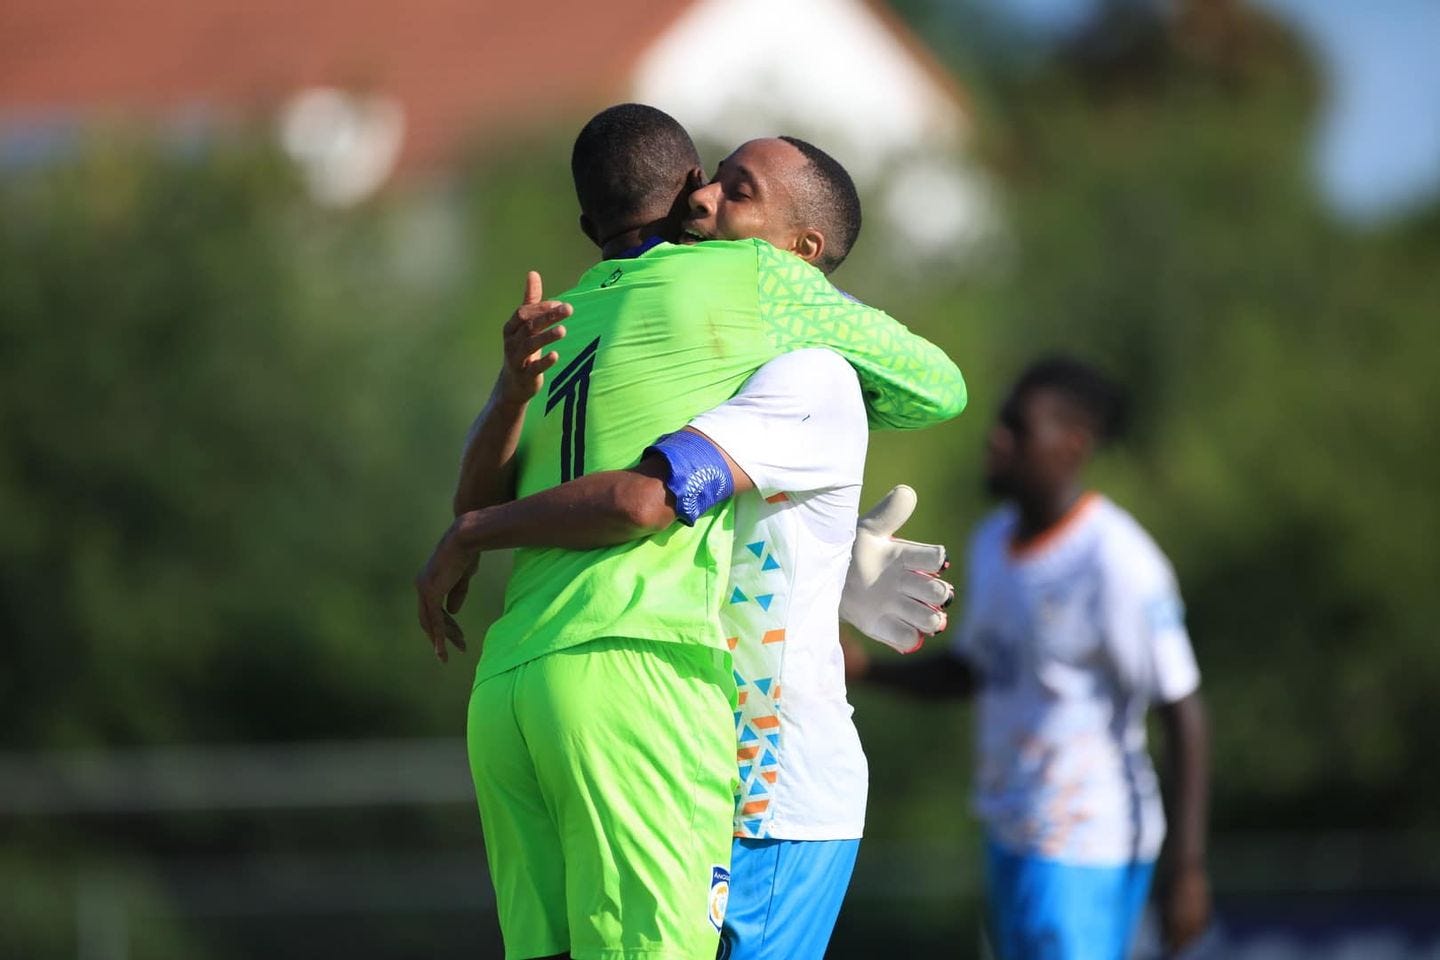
[415,105,964,960]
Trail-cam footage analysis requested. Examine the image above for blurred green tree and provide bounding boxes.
[0,137,490,748]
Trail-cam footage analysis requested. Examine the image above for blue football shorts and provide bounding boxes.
[985,836,1155,960]
[718,836,861,960]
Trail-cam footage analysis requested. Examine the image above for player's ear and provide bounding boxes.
[665,167,708,236]
[791,227,825,268]
[579,213,600,247]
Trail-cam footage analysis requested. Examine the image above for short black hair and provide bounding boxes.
[571,104,701,233]
[1013,356,1129,444]
[778,135,862,274]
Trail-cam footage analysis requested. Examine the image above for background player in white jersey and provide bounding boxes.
[847,357,1212,960]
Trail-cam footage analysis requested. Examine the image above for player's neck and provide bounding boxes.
[1015,486,1087,545]
[598,217,672,260]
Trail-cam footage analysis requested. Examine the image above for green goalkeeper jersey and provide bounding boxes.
[475,239,966,682]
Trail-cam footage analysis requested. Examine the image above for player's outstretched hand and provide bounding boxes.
[839,485,954,654]
[414,519,479,664]
[499,271,571,405]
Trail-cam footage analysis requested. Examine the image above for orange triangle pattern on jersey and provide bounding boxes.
[725,495,797,839]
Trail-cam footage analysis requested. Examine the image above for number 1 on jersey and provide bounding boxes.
[545,336,600,483]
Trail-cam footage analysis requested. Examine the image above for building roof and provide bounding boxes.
[0,0,691,171]
[1,0,969,181]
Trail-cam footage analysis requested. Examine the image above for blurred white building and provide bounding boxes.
[634,0,992,252]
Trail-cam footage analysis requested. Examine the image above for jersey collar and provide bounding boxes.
[614,236,665,260]
[1008,492,1101,561]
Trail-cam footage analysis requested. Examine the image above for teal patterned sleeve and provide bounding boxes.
[753,241,968,430]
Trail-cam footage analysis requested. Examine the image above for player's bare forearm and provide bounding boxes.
[452,424,752,552]
[862,650,976,700]
[1159,691,1210,870]
[1157,690,1212,950]
[414,462,677,662]
[422,462,665,663]
[453,377,528,515]
[423,430,745,661]
[452,457,677,552]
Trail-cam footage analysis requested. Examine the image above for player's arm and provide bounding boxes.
[682,348,952,644]
[832,301,968,431]
[420,351,885,659]
[1104,553,1212,950]
[419,462,671,662]
[843,640,977,699]
[754,243,967,430]
[1156,690,1211,953]
[417,435,754,660]
[469,428,756,550]
[451,454,694,551]
[452,271,571,515]
[454,346,875,558]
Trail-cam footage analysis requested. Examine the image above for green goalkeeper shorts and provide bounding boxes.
[467,636,738,960]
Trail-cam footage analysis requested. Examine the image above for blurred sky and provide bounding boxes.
[976,0,1440,222]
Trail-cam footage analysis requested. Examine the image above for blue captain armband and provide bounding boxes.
[645,430,734,526]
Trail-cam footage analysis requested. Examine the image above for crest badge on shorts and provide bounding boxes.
[708,864,730,932]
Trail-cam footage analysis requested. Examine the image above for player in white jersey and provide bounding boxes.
[688,348,936,960]
[629,345,953,960]
[659,143,955,958]
[848,357,1212,960]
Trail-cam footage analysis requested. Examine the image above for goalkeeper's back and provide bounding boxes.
[477,239,966,682]
[478,241,774,682]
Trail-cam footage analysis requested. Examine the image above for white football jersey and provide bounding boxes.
[688,349,869,841]
[951,495,1200,865]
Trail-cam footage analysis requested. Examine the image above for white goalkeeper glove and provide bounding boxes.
[839,484,954,654]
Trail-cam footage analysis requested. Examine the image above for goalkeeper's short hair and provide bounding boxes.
[572,104,701,232]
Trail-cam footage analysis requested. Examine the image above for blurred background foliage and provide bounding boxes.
[3,0,1438,956]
